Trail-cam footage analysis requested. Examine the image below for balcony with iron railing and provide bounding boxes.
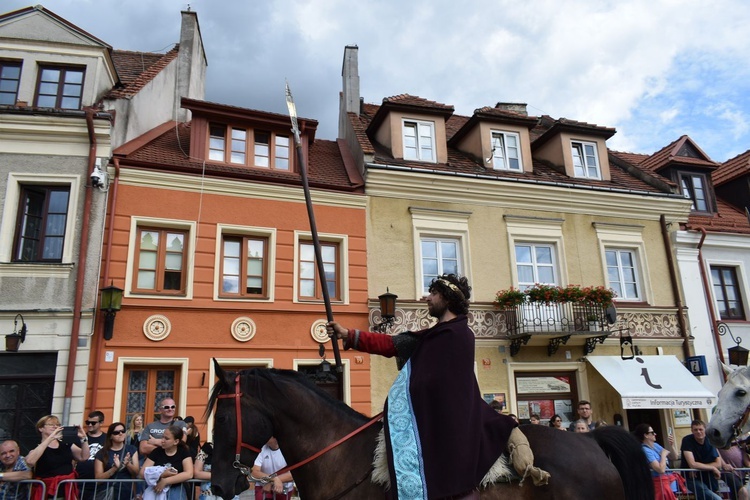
[502,301,613,356]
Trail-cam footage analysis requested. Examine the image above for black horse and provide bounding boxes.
[207,362,653,499]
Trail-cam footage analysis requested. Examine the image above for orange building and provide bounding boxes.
[86,98,369,435]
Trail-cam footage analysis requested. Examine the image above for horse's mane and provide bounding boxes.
[206,367,370,423]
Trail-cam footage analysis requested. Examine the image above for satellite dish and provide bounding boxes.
[606,305,617,325]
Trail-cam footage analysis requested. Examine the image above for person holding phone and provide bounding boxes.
[140,425,193,500]
[25,415,89,499]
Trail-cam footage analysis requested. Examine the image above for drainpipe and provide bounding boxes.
[62,108,98,424]
[88,157,120,413]
[660,215,692,361]
[695,227,726,369]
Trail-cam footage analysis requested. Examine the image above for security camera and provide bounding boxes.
[91,160,109,190]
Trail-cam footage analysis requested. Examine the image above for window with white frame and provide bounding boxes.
[605,249,640,300]
[420,238,461,294]
[571,140,601,179]
[515,243,557,288]
[402,120,436,162]
[593,222,651,305]
[711,266,746,320]
[491,131,522,171]
[294,232,348,303]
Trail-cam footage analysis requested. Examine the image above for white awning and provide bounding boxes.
[587,355,716,409]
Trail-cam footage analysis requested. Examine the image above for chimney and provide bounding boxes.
[495,102,528,116]
[176,9,207,122]
[342,45,360,115]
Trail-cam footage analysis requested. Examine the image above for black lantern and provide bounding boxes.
[5,314,27,352]
[372,288,398,333]
[100,284,124,340]
[718,321,749,366]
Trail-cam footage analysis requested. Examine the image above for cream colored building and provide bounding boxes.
[338,45,710,442]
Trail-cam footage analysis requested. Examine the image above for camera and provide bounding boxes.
[91,160,108,189]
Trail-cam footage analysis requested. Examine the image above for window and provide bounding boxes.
[220,235,268,298]
[209,125,289,170]
[254,131,290,170]
[571,141,600,179]
[711,266,746,320]
[209,125,226,161]
[515,243,557,288]
[13,185,70,262]
[491,131,522,171]
[0,61,21,105]
[299,241,339,300]
[122,366,179,425]
[679,173,710,212]
[402,120,435,162]
[35,65,84,109]
[420,238,461,293]
[606,249,640,300]
[133,227,188,294]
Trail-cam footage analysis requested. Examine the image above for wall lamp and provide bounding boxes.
[372,288,398,333]
[100,284,124,340]
[718,321,749,366]
[5,314,27,352]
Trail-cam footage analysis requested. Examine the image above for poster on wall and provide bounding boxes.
[554,399,574,423]
[673,409,691,427]
[483,393,506,410]
[516,376,571,394]
[522,400,556,419]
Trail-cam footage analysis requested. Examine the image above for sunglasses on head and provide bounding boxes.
[111,430,126,435]
[86,420,101,425]
[162,405,176,410]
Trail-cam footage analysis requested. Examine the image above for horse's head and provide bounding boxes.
[708,363,750,448]
[207,360,274,500]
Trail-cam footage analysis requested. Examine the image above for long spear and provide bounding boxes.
[285,82,343,372]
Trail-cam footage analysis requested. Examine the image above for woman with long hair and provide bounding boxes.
[25,415,90,499]
[126,415,144,448]
[140,425,193,500]
[95,423,140,500]
[634,423,681,500]
[548,414,566,430]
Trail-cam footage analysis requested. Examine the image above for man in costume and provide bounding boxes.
[328,274,544,499]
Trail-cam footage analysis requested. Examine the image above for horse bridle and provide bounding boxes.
[731,402,750,440]
[216,374,263,477]
[217,373,383,496]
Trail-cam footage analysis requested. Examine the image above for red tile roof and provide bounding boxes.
[105,48,179,100]
[382,94,454,111]
[638,135,717,172]
[117,122,362,191]
[685,198,750,234]
[350,102,670,195]
[714,149,750,186]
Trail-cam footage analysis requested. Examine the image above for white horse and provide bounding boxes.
[707,363,750,448]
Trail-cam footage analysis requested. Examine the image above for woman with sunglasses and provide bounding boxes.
[548,414,566,430]
[141,425,193,500]
[95,423,140,500]
[635,423,681,500]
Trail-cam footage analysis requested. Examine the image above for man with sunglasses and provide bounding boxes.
[139,398,187,460]
[78,411,107,500]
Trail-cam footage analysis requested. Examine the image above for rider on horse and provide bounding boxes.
[328,274,549,499]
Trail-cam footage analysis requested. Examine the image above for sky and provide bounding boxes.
[6,0,750,163]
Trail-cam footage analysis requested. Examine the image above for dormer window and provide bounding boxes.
[208,123,290,170]
[678,172,709,212]
[0,61,21,105]
[403,119,435,162]
[571,140,601,179]
[35,65,84,109]
[491,131,522,171]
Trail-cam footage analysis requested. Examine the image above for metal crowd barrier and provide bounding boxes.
[671,467,750,499]
[0,479,45,500]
